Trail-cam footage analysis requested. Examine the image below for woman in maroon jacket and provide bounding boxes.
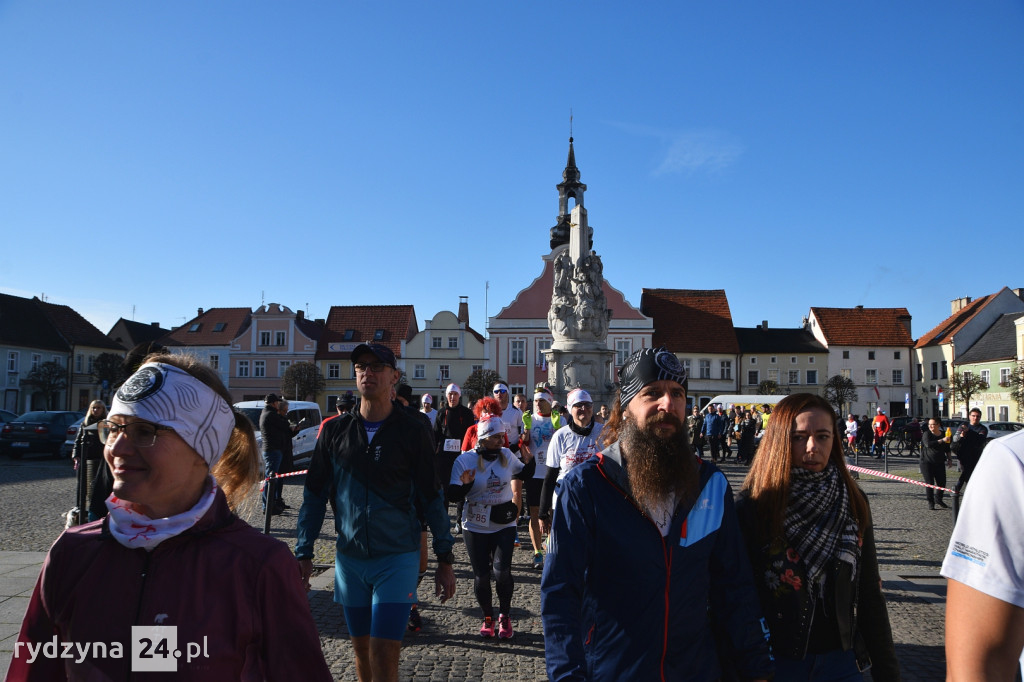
[8,354,331,681]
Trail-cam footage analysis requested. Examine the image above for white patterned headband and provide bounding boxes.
[618,347,688,408]
[111,362,236,467]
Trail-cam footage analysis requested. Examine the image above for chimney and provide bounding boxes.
[197,308,204,316]
[898,313,912,337]
[296,310,304,321]
[457,296,469,326]
[761,320,768,329]
[150,322,160,328]
[950,296,972,314]
[855,305,864,310]
[1013,288,1024,302]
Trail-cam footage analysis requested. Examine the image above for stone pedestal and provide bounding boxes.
[542,345,617,409]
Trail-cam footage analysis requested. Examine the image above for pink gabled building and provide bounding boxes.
[487,139,653,401]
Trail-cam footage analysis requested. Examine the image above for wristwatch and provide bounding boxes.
[436,551,455,566]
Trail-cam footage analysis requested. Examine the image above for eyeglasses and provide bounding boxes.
[493,388,508,394]
[97,420,174,448]
[354,362,390,374]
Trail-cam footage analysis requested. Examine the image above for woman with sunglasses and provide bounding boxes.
[10,354,332,680]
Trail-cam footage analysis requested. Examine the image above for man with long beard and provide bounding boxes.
[541,347,772,682]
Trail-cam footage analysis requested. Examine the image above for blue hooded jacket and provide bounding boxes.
[541,441,773,681]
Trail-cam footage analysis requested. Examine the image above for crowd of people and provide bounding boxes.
[9,341,1022,681]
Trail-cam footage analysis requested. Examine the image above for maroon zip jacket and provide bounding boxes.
[8,489,331,681]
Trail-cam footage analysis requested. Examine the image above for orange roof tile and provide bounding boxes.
[809,307,913,347]
[317,305,418,360]
[641,289,739,354]
[913,295,994,348]
[160,308,252,347]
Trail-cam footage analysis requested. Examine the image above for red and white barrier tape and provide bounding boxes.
[847,464,956,495]
[259,468,310,491]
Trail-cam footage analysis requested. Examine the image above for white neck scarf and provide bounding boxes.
[106,477,219,551]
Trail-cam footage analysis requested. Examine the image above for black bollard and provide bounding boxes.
[263,475,273,534]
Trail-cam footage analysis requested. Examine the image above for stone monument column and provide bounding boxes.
[543,205,616,407]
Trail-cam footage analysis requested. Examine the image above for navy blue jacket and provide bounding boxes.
[295,403,454,561]
[541,441,773,681]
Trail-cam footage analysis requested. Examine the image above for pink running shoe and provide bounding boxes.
[479,617,495,638]
[497,614,513,639]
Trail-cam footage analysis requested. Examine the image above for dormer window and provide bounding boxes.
[373,329,385,341]
[343,329,355,341]
[213,322,226,332]
[188,323,201,332]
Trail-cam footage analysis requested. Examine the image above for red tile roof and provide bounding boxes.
[317,305,418,359]
[641,289,739,353]
[809,307,913,347]
[913,295,993,348]
[37,300,123,351]
[160,308,252,347]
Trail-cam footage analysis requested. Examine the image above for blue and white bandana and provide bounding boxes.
[618,347,688,408]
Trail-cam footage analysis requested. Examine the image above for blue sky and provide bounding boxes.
[2,2,1021,340]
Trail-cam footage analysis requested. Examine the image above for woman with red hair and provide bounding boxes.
[735,394,899,681]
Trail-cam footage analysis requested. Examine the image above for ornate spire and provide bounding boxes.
[551,136,590,250]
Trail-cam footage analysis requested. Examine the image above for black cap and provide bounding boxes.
[351,343,397,368]
[339,391,356,408]
[396,384,414,403]
[265,393,281,404]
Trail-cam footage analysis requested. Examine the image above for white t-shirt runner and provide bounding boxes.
[498,405,525,450]
[547,422,604,480]
[529,413,557,480]
[450,448,525,534]
[941,430,1024,676]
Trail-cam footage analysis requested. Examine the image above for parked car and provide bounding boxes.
[0,409,20,433]
[982,421,1024,440]
[233,400,323,472]
[0,411,84,459]
[61,416,85,458]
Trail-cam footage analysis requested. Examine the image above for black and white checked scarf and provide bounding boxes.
[784,463,860,594]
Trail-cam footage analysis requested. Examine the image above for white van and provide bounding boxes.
[699,395,788,415]
[233,400,322,471]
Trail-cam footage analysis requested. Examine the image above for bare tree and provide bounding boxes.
[281,362,326,402]
[823,375,859,416]
[22,361,68,409]
[757,379,784,395]
[462,369,505,406]
[92,352,127,400]
[949,370,989,416]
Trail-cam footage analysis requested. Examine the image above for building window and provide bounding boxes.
[31,353,42,370]
[806,370,818,385]
[1001,368,1012,386]
[209,355,219,370]
[747,370,759,386]
[510,340,525,366]
[276,331,286,346]
[213,322,226,332]
[964,370,973,382]
[431,337,442,349]
[842,350,850,359]
[788,370,800,385]
[52,355,62,366]
[472,364,482,374]
[260,331,271,346]
[278,360,289,376]
[941,361,948,379]
[6,352,17,372]
[682,359,691,376]
[916,363,923,380]
[254,361,265,378]
[865,369,877,384]
[87,356,95,374]
[510,384,527,398]
[76,354,83,372]
[768,368,779,382]
[343,329,356,341]
[448,337,459,349]
[373,329,385,341]
[720,360,732,380]
[537,339,552,367]
[414,364,425,380]
[238,361,249,378]
[892,369,903,385]
[894,351,901,360]
[438,365,450,381]
[808,356,815,364]
[931,362,938,380]
[987,406,996,421]
[750,357,757,364]
[1000,405,1009,420]
[980,369,990,385]
[770,356,777,364]
[790,356,797,364]
[188,323,201,332]
[840,368,851,379]
[328,363,341,379]
[699,360,711,380]
[615,339,632,366]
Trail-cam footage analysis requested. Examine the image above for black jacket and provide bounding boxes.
[735,490,900,681]
[921,429,951,464]
[259,406,293,452]
[432,403,474,456]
